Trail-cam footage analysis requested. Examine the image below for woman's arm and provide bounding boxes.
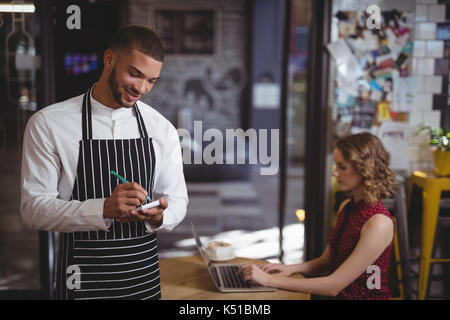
[262,199,352,277]
[240,214,394,297]
[323,214,394,295]
[296,245,330,276]
[261,246,330,277]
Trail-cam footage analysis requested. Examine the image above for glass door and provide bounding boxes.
[281,0,313,264]
[0,1,51,298]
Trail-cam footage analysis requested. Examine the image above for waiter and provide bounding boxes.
[20,25,188,300]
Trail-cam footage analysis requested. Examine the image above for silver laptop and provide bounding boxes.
[191,222,276,293]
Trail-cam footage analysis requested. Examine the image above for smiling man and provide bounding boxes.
[20,25,188,300]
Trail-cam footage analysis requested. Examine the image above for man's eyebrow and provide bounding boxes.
[130,66,144,76]
[130,66,160,81]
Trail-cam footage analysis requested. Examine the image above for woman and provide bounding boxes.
[238,132,396,299]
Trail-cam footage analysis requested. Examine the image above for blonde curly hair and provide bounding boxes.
[336,132,395,204]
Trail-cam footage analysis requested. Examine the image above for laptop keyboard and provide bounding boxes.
[217,265,251,288]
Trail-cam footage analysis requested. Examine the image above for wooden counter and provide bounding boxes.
[159,255,310,300]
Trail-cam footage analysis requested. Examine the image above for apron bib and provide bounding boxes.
[55,85,161,300]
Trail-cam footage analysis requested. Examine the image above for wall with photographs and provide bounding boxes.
[328,0,448,175]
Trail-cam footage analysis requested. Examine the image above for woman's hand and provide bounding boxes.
[237,264,273,287]
[260,263,296,277]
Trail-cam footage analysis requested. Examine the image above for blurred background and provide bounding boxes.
[0,0,449,299]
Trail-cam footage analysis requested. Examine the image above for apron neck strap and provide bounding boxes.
[82,85,94,140]
[82,84,149,140]
[134,103,149,139]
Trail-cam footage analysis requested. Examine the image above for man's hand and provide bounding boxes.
[119,198,168,228]
[103,182,148,220]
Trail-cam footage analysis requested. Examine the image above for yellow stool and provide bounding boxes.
[409,171,450,300]
[391,216,404,300]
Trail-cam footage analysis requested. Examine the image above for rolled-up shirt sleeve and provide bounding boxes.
[146,123,188,232]
[20,112,111,232]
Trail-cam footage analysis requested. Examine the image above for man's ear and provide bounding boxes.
[103,48,115,69]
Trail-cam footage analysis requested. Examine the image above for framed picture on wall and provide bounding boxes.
[155,9,216,55]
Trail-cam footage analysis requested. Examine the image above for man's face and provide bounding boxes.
[107,48,163,108]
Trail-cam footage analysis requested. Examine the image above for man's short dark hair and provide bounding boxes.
[108,25,164,62]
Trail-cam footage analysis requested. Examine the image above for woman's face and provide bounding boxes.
[333,148,363,193]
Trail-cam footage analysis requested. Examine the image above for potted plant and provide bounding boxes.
[420,126,450,176]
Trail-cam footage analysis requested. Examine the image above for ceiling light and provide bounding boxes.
[0,4,35,13]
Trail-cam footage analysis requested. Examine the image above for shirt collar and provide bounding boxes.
[90,88,135,121]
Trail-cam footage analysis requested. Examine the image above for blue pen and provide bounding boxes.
[110,170,151,202]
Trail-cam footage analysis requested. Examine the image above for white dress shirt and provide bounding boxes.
[20,91,188,233]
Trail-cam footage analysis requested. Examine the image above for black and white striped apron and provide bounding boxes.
[55,85,161,300]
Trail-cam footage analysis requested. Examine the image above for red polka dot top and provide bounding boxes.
[328,199,393,300]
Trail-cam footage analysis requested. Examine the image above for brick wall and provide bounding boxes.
[410,0,449,172]
[125,0,249,131]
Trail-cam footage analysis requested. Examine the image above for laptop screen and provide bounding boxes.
[190,222,212,266]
